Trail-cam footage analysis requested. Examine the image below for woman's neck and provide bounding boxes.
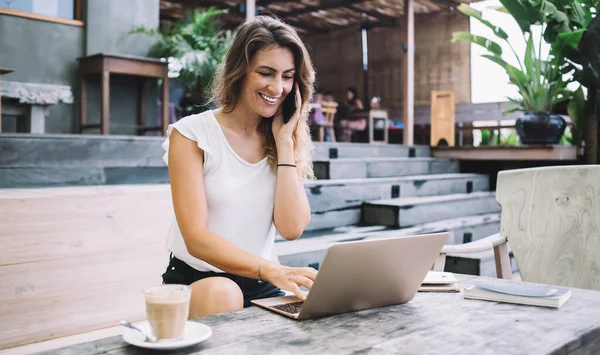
[217,103,263,134]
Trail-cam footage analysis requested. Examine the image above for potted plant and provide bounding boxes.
[128,7,235,114]
[452,1,584,144]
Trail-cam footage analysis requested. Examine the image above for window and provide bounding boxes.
[0,0,82,26]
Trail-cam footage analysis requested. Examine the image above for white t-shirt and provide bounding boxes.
[161,110,277,272]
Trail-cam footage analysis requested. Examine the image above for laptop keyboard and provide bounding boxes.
[272,301,304,314]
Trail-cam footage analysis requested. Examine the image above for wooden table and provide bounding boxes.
[41,275,600,354]
[77,53,169,136]
[349,109,389,144]
[0,68,14,133]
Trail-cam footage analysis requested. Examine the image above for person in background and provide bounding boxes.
[338,87,367,142]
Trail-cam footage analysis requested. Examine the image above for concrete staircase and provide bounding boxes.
[0,134,167,188]
[0,134,508,276]
[290,143,509,277]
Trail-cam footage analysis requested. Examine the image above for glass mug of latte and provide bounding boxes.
[143,284,191,340]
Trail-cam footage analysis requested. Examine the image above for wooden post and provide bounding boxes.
[585,87,598,164]
[79,73,87,133]
[402,0,415,146]
[246,0,255,21]
[101,68,110,135]
[161,73,169,136]
[138,79,147,136]
[0,68,14,133]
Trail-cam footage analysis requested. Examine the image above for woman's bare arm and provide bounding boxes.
[272,139,311,240]
[168,129,266,278]
[168,129,316,299]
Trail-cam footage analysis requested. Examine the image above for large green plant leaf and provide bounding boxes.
[457,4,509,39]
[498,0,536,32]
[551,29,585,57]
[524,34,537,79]
[452,32,503,55]
[481,54,528,87]
[567,86,586,137]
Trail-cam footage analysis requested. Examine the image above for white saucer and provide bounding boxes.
[122,321,212,351]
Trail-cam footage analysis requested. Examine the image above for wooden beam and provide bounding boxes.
[280,0,363,17]
[284,16,329,33]
[162,0,238,9]
[350,5,400,25]
[402,0,415,145]
[257,0,297,6]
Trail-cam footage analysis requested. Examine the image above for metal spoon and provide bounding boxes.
[120,320,159,343]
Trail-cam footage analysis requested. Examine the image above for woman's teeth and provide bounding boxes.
[259,93,279,103]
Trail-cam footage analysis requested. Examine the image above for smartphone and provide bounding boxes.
[282,88,297,124]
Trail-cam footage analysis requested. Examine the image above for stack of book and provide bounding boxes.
[463,281,572,308]
[419,271,459,292]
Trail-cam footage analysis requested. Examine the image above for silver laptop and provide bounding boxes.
[251,232,449,320]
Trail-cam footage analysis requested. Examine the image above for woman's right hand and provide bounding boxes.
[261,261,318,300]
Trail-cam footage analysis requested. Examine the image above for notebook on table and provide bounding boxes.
[463,280,572,308]
[418,271,459,292]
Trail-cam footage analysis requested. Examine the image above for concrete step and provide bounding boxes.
[0,133,165,168]
[0,167,170,188]
[0,134,429,168]
[277,213,501,269]
[312,143,430,160]
[361,191,501,228]
[1,134,436,187]
[304,173,490,232]
[313,157,458,180]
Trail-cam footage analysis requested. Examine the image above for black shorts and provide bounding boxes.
[162,255,285,308]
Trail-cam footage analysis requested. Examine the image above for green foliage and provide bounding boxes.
[480,129,492,146]
[504,131,518,146]
[128,7,234,106]
[454,0,600,144]
[452,1,584,114]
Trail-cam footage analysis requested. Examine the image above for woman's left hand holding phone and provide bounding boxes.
[272,83,301,146]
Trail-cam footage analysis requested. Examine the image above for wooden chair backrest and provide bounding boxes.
[430,90,455,147]
[320,101,338,125]
[496,165,600,290]
[0,185,173,349]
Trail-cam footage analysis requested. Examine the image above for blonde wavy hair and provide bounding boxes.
[211,15,316,180]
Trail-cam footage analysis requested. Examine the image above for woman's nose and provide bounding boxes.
[268,80,283,96]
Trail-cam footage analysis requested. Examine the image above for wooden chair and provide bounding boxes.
[435,165,600,291]
[314,101,337,142]
[430,90,455,147]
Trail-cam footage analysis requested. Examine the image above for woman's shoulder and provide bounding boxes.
[174,110,218,130]
[162,109,219,168]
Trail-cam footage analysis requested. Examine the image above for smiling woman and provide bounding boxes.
[159,16,319,320]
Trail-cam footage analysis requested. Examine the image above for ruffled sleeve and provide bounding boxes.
[161,113,213,173]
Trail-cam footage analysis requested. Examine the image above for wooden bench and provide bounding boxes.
[0,81,73,134]
[0,185,173,350]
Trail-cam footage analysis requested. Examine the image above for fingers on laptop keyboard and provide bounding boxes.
[293,275,314,290]
[302,267,318,281]
[288,283,307,300]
